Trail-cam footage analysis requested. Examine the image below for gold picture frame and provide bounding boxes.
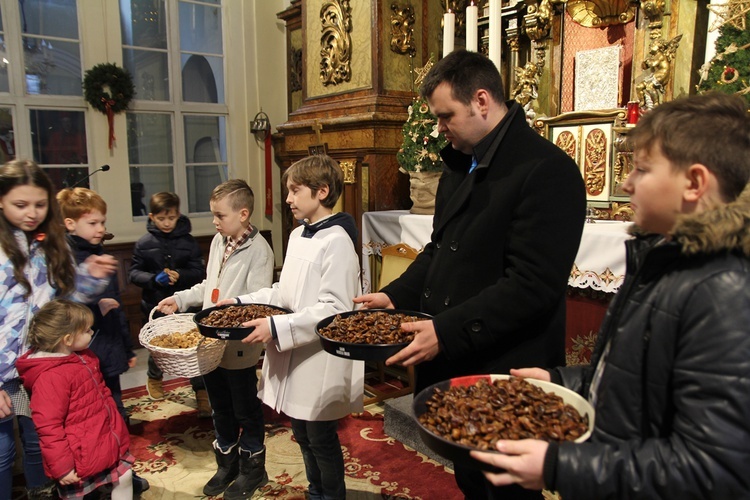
[533,109,632,217]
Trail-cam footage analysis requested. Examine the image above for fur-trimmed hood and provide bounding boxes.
[630,183,750,257]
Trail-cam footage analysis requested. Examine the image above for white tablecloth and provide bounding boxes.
[568,221,632,293]
[361,210,631,294]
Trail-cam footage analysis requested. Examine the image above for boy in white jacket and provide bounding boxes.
[218,155,363,500]
[157,180,274,499]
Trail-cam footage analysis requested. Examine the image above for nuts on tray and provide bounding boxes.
[149,328,216,349]
[318,311,422,344]
[198,305,287,328]
[418,377,589,449]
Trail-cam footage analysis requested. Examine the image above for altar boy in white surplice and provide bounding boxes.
[218,154,363,500]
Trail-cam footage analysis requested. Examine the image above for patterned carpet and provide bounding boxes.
[125,379,462,499]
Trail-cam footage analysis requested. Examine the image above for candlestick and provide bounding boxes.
[443,10,455,57]
[466,3,478,52]
[489,0,501,70]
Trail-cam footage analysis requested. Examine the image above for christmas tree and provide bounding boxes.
[698,3,750,103]
[396,96,448,173]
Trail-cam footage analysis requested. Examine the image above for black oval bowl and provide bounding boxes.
[194,304,292,341]
[412,374,595,472]
[315,309,432,361]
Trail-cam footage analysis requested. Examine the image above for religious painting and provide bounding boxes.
[534,109,627,205]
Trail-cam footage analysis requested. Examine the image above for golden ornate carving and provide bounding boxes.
[340,160,356,184]
[511,62,539,107]
[612,128,633,197]
[610,202,634,221]
[507,36,520,52]
[566,0,636,28]
[555,130,577,160]
[524,0,555,41]
[390,3,416,55]
[320,0,353,86]
[290,47,303,92]
[612,152,631,197]
[511,62,540,123]
[635,34,683,110]
[583,128,607,197]
[640,0,665,32]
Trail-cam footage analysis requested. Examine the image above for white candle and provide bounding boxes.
[489,0,502,70]
[466,3,478,52]
[443,10,455,56]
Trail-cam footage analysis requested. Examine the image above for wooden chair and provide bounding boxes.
[375,243,420,292]
[364,243,419,405]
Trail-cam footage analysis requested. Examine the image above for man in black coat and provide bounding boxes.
[355,50,586,499]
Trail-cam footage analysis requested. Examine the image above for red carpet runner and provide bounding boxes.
[124,379,462,499]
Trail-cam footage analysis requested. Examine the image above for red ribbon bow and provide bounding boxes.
[102,97,116,149]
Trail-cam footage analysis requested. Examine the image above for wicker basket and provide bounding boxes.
[139,309,226,378]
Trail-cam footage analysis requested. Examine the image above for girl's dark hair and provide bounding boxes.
[0,159,75,298]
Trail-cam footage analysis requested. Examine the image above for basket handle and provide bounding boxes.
[149,306,169,322]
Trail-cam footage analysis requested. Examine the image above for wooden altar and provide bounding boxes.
[271,0,707,256]
[272,0,447,257]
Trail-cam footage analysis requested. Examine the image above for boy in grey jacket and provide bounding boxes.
[157,180,273,499]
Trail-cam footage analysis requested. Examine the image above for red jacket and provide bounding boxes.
[16,349,130,481]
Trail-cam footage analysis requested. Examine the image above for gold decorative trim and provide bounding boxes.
[390,3,416,56]
[640,0,666,33]
[525,0,554,41]
[566,0,635,28]
[533,109,627,136]
[583,128,607,197]
[340,160,356,184]
[320,0,352,86]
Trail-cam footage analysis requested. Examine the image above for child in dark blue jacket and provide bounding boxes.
[128,192,207,411]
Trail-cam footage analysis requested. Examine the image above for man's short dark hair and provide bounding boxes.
[420,49,505,105]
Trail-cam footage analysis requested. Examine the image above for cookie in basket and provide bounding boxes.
[148,328,219,349]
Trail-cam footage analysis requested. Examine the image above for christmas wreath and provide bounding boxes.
[83,63,135,113]
[83,63,135,148]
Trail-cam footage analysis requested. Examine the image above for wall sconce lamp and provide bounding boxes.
[251,110,271,141]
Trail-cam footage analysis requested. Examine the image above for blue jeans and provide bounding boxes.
[290,418,345,500]
[202,366,264,452]
[0,414,49,498]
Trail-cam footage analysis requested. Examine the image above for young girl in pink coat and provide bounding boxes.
[16,299,134,499]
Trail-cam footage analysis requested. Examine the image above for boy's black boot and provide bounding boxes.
[223,447,268,499]
[203,440,240,496]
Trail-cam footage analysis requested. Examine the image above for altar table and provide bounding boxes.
[361,210,632,295]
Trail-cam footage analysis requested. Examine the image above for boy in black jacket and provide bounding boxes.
[128,192,208,412]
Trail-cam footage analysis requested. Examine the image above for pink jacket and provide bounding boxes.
[16,349,130,481]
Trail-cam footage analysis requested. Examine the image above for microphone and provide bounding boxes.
[70,165,110,188]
